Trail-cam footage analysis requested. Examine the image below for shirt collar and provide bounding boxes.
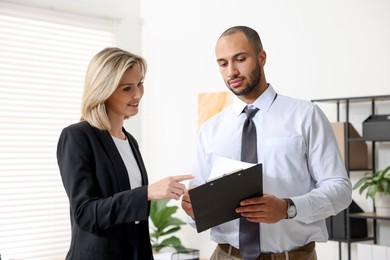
[232,84,277,117]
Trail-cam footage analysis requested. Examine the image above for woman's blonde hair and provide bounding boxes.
[81,47,147,130]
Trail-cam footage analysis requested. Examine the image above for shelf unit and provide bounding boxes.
[312,94,390,260]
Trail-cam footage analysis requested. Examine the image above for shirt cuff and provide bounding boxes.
[291,195,310,223]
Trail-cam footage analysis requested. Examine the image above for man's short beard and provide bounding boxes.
[227,63,262,97]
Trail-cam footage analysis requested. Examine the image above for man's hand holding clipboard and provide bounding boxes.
[182,164,263,233]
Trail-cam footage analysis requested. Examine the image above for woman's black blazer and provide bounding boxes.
[57,121,153,260]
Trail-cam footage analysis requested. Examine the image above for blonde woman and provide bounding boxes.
[57,47,192,260]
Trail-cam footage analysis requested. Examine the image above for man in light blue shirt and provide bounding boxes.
[182,26,352,260]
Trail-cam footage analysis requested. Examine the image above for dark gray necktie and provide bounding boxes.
[239,106,261,260]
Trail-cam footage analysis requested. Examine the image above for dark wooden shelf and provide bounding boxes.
[312,95,390,103]
[348,168,372,172]
[349,212,390,221]
[347,137,365,142]
[328,236,375,243]
[349,137,390,144]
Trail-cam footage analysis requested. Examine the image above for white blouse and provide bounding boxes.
[112,136,142,189]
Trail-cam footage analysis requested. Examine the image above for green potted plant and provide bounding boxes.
[353,165,390,215]
[149,199,186,253]
[353,165,390,199]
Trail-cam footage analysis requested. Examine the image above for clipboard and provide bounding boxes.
[189,163,263,233]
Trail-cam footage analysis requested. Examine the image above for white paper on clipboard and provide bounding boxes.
[209,156,255,181]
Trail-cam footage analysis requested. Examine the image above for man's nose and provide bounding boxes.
[227,64,239,78]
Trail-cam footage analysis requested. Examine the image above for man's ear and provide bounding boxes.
[258,50,267,66]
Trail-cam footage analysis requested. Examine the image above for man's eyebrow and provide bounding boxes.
[234,51,248,57]
[216,51,248,62]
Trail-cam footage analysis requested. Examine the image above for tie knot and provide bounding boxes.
[244,107,259,119]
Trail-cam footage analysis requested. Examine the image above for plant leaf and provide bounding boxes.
[367,184,378,199]
[158,226,181,237]
[380,179,390,193]
[150,199,169,227]
[353,176,370,190]
[382,166,390,177]
[156,208,180,231]
[160,236,185,251]
[149,199,187,253]
[150,200,177,229]
[358,183,369,196]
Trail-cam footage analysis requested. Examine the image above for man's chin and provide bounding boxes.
[228,87,247,96]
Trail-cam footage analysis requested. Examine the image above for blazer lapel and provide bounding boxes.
[93,127,131,191]
[124,130,149,186]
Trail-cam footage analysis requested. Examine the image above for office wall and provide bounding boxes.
[139,0,390,259]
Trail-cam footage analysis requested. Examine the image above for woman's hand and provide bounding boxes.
[148,174,194,201]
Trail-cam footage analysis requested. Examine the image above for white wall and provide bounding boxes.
[139,0,390,259]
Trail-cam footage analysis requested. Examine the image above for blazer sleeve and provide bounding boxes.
[57,123,149,234]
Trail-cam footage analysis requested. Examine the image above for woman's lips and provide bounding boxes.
[128,103,139,107]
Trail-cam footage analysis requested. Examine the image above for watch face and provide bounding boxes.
[288,205,297,218]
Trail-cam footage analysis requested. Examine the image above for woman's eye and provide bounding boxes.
[123,86,131,92]
[138,82,144,88]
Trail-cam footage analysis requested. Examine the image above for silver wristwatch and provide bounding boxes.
[284,198,297,219]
